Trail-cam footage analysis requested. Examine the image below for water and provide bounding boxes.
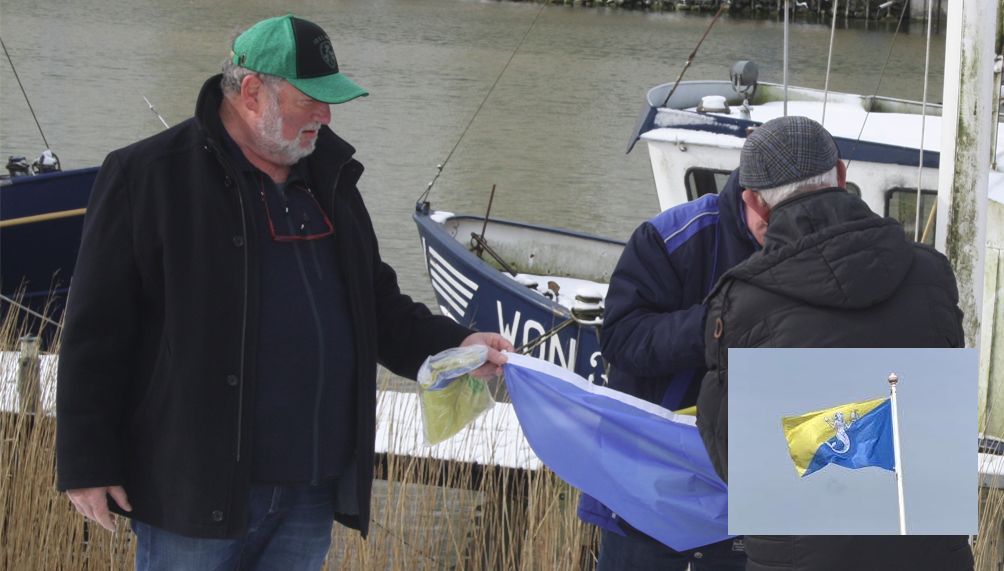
[1,0,944,308]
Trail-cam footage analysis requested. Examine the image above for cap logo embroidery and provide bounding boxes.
[317,38,337,70]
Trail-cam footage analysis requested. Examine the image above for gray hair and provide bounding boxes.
[220,58,285,97]
[220,26,284,97]
[756,165,840,208]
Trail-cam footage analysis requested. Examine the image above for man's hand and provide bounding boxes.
[67,486,132,532]
[460,332,513,378]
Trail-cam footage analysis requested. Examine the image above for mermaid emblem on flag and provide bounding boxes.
[782,397,895,478]
[824,410,861,454]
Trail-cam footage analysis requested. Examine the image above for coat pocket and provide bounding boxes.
[131,338,172,423]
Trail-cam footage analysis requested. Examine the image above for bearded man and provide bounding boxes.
[55,15,510,570]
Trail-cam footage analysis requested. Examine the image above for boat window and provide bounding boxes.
[885,187,938,246]
[845,182,861,197]
[684,168,732,201]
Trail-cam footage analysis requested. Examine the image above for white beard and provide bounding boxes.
[255,92,321,166]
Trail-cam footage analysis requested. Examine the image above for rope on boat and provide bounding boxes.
[516,318,575,356]
[0,35,50,150]
[914,0,936,243]
[416,3,546,206]
[0,294,62,329]
[844,0,910,171]
[821,0,840,125]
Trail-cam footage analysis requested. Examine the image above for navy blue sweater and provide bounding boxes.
[223,135,356,484]
[578,171,759,540]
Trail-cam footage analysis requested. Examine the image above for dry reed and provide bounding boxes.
[974,399,1004,570]
[0,297,598,570]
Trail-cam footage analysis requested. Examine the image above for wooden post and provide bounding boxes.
[936,0,996,347]
[16,335,41,417]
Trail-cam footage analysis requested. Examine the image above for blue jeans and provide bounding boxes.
[132,483,334,571]
[597,528,746,571]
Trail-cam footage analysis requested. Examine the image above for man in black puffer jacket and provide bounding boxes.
[696,116,973,571]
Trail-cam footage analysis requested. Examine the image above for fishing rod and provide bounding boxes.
[143,96,171,129]
[415,3,546,208]
[660,3,727,108]
[626,5,728,154]
[0,34,50,150]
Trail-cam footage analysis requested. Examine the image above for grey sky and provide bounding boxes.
[728,348,977,535]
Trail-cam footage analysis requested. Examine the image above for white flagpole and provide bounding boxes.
[889,372,906,535]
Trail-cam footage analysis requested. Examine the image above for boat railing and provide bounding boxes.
[647,79,947,119]
[443,216,623,284]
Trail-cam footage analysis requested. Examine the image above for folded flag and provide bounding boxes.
[502,353,729,552]
[781,397,895,478]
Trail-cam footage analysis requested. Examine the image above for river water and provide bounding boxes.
[1,0,944,308]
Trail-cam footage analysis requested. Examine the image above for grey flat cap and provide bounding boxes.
[739,116,839,191]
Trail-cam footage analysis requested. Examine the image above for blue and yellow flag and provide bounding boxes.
[502,353,728,551]
[781,397,895,478]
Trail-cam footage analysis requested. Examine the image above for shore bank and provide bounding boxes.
[501,0,947,24]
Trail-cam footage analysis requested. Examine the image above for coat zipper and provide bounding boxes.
[279,182,328,484]
[234,176,249,463]
[208,142,250,462]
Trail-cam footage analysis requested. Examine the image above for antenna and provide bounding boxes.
[0,35,50,150]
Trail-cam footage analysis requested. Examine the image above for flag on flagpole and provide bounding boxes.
[502,353,729,552]
[781,397,895,478]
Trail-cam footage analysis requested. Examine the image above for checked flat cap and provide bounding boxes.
[739,116,839,191]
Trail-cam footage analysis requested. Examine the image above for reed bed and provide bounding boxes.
[1,296,135,570]
[974,401,1004,570]
[976,484,1004,569]
[0,298,598,570]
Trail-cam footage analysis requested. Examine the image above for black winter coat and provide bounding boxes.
[696,188,972,571]
[55,75,471,539]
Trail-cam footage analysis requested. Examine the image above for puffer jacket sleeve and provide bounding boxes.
[57,152,141,491]
[600,222,707,378]
[697,281,730,483]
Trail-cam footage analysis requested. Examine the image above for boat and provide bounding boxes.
[413,208,622,384]
[631,62,954,244]
[0,152,97,331]
[414,60,1004,382]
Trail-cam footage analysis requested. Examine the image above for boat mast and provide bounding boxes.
[783,0,789,116]
[936,0,996,348]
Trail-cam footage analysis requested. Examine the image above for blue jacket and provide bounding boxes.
[577,171,759,541]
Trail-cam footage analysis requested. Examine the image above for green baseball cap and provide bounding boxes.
[232,15,368,104]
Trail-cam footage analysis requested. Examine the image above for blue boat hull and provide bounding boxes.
[1,167,98,322]
[413,209,621,385]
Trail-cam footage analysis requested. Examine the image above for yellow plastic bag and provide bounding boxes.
[417,346,497,445]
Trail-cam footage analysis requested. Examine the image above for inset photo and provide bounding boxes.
[727,348,977,535]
